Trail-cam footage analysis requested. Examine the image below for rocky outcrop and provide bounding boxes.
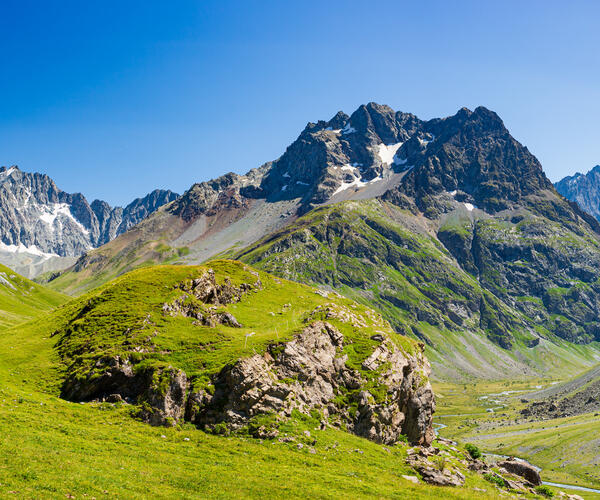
[162,268,259,326]
[60,355,188,426]
[186,320,434,445]
[60,317,434,445]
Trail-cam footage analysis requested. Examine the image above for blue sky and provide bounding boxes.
[0,1,598,205]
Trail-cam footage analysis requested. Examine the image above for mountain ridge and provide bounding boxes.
[41,103,600,379]
[0,165,179,277]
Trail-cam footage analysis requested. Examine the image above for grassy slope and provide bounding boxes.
[236,199,600,380]
[46,260,417,399]
[0,263,67,328]
[40,208,187,296]
[0,261,525,499]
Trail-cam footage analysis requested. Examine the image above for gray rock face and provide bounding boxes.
[0,166,178,272]
[555,165,600,220]
[187,320,435,446]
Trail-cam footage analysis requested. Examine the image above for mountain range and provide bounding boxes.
[2,102,600,497]
[26,102,599,381]
[0,165,178,277]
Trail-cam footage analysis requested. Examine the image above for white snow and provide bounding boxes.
[281,185,288,192]
[341,164,356,171]
[394,156,408,166]
[39,203,90,235]
[0,241,58,258]
[325,127,341,133]
[296,181,309,186]
[464,203,476,211]
[376,142,403,165]
[333,177,367,195]
[333,172,383,196]
[449,190,457,196]
[282,172,290,178]
[341,122,356,134]
[1,167,16,178]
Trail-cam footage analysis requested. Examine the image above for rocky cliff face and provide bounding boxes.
[0,166,178,276]
[555,165,600,220]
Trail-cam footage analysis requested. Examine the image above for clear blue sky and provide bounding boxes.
[0,0,598,205]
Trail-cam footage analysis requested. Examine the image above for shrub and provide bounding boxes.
[483,473,506,487]
[535,485,554,498]
[465,443,482,459]
[432,455,447,472]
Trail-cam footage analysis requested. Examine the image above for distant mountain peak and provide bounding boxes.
[556,164,600,221]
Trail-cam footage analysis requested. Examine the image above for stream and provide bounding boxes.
[432,418,600,495]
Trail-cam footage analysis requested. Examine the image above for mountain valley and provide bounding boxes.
[1,103,599,498]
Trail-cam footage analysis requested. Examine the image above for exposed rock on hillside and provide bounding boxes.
[187,320,434,445]
[53,262,435,445]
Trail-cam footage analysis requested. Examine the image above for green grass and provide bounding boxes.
[0,263,68,328]
[0,260,537,499]
[42,260,418,404]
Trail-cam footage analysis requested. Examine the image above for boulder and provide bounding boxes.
[497,459,541,486]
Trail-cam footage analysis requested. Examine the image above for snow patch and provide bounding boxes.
[0,241,58,259]
[333,172,383,196]
[464,203,476,212]
[1,167,16,178]
[341,122,356,134]
[39,203,89,235]
[449,190,457,196]
[377,142,403,165]
[281,185,288,192]
[418,134,435,147]
[296,181,309,186]
[341,164,356,171]
[282,171,290,178]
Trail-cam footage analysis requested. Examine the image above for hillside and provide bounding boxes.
[0,260,583,498]
[43,103,600,381]
[0,263,67,327]
[236,199,600,379]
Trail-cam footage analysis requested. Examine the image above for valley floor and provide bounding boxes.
[434,379,600,498]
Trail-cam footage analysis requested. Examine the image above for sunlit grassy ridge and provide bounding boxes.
[41,260,418,402]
